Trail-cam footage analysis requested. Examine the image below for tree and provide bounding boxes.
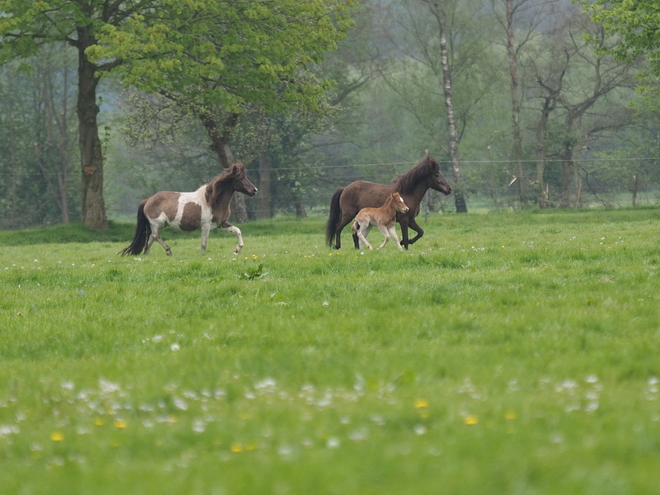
[0,0,353,229]
[90,0,354,222]
[581,0,660,77]
[0,46,79,229]
[372,0,496,213]
[490,0,560,205]
[0,1,153,229]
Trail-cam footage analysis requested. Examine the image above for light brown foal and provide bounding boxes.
[351,192,410,250]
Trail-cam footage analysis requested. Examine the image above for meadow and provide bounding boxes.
[0,209,659,494]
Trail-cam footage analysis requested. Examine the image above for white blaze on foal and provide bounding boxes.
[351,192,410,250]
[120,162,257,257]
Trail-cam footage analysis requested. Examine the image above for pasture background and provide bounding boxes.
[1,209,659,494]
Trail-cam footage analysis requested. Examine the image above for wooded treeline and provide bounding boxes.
[1,0,660,230]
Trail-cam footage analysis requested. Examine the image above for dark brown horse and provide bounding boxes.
[326,155,452,250]
[120,162,257,256]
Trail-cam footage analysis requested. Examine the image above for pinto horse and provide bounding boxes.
[352,192,410,250]
[120,162,257,256]
[326,155,452,250]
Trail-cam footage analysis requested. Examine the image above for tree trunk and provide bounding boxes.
[535,89,559,209]
[534,55,567,208]
[431,3,467,213]
[559,144,573,208]
[7,74,19,229]
[295,196,307,218]
[506,0,526,205]
[58,60,72,224]
[255,153,273,219]
[76,27,108,230]
[632,175,639,207]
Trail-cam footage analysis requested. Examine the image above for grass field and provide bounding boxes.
[1,209,659,494]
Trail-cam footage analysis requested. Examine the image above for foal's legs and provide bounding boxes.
[354,221,373,250]
[388,226,404,250]
[222,222,244,255]
[376,224,391,249]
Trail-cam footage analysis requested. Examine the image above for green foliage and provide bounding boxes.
[582,0,660,74]
[236,263,269,280]
[90,0,356,114]
[1,209,660,492]
[0,45,79,229]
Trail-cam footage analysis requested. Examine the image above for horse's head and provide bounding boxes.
[230,162,258,197]
[391,192,409,214]
[426,157,452,195]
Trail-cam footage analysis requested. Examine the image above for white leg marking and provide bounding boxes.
[223,225,244,254]
[200,224,211,254]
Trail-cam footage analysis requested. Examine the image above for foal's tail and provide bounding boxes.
[325,187,344,247]
[119,200,151,256]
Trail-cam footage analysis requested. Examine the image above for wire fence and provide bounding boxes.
[1,156,658,229]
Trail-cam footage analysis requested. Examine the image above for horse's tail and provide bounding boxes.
[119,200,151,256]
[326,187,344,247]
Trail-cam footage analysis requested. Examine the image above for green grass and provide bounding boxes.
[1,209,659,494]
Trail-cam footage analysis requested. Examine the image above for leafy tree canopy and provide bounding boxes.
[87,0,355,114]
[581,0,660,73]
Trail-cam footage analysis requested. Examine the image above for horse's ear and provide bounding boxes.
[425,149,429,157]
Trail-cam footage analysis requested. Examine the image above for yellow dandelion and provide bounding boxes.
[50,431,64,442]
[230,442,243,453]
[114,419,127,429]
[414,398,429,409]
[167,415,178,424]
[463,415,478,425]
[504,410,517,421]
[93,417,104,426]
[328,253,333,256]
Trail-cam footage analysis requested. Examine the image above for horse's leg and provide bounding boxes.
[358,225,373,250]
[376,225,390,249]
[352,230,360,249]
[156,236,173,256]
[221,222,244,255]
[334,213,354,250]
[351,220,362,248]
[200,224,211,255]
[398,217,410,250]
[146,221,172,256]
[406,217,425,246]
[389,226,404,250]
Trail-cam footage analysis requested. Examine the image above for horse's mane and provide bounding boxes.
[395,156,440,194]
[205,162,246,206]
